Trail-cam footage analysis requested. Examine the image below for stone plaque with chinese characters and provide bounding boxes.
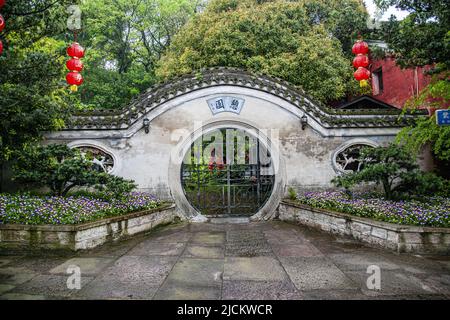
[207,96,245,115]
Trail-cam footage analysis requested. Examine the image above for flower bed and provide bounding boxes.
[0,192,161,225]
[295,191,450,228]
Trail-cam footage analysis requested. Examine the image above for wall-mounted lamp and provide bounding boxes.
[301,115,308,130]
[143,118,150,134]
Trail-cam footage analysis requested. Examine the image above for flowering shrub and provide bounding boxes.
[295,191,450,228]
[0,192,161,225]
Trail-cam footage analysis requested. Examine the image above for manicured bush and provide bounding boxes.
[0,192,161,225]
[13,144,137,196]
[295,191,450,228]
[332,144,449,200]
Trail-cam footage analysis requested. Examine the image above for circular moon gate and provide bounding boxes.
[181,128,275,217]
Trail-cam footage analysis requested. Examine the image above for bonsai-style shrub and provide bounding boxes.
[332,144,448,200]
[13,144,136,197]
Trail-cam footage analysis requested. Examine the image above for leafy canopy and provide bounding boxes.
[374,0,449,68]
[156,0,369,103]
[75,0,202,109]
[372,1,450,167]
[0,0,74,167]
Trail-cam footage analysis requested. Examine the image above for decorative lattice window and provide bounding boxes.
[335,144,374,172]
[75,146,114,173]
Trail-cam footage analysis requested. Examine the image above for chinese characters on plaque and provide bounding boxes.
[207,96,245,115]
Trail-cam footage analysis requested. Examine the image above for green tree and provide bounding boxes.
[156,0,369,103]
[374,0,449,68]
[13,144,136,197]
[0,0,75,190]
[332,144,448,200]
[373,1,450,171]
[76,0,203,109]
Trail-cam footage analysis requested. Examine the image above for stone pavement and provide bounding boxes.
[0,221,449,300]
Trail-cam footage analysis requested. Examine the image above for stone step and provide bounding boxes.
[209,217,250,224]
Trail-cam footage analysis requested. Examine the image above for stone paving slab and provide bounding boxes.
[1,220,449,300]
[128,241,186,256]
[49,257,115,276]
[154,283,221,300]
[75,275,161,299]
[148,231,192,243]
[301,289,370,300]
[327,253,402,272]
[102,255,177,284]
[12,256,72,274]
[271,244,324,257]
[0,284,15,295]
[223,257,287,281]
[10,274,94,298]
[344,270,438,296]
[0,293,47,300]
[0,257,21,268]
[0,267,37,285]
[225,230,273,257]
[191,232,226,245]
[280,257,357,290]
[165,258,223,287]
[222,280,303,300]
[183,245,225,259]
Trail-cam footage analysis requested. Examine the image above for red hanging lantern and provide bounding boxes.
[66,42,85,91]
[354,67,370,87]
[354,67,370,81]
[0,0,5,9]
[67,42,85,59]
[66,58,83,72]
[66,71,83,92]
[0,40,3,56]
[352,37,370,87]
[352,40,369,55]
[0,14,5,33]
[352,54,369,68]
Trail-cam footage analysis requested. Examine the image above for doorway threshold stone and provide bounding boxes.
[209,217,250,224]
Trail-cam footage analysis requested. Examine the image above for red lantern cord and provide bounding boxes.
[0,40,3,56]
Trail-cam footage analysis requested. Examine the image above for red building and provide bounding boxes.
[369,56,432,109]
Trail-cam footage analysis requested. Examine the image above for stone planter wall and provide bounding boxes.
[278,201,450,255]
[0,203,179,251]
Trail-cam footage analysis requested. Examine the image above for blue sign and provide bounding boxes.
[436,109,450,126]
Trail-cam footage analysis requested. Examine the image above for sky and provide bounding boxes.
[364,0,410,21]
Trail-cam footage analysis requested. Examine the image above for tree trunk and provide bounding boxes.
[382,178,392,200]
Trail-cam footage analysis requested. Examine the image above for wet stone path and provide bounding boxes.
[0,221,450,300]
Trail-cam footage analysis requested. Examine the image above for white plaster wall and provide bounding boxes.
[45,86,398,218]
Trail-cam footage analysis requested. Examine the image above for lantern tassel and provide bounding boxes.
[70,85,78,92]
[359,80,369,88]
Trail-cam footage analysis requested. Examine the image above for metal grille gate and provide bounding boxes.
[181,128,275,217]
